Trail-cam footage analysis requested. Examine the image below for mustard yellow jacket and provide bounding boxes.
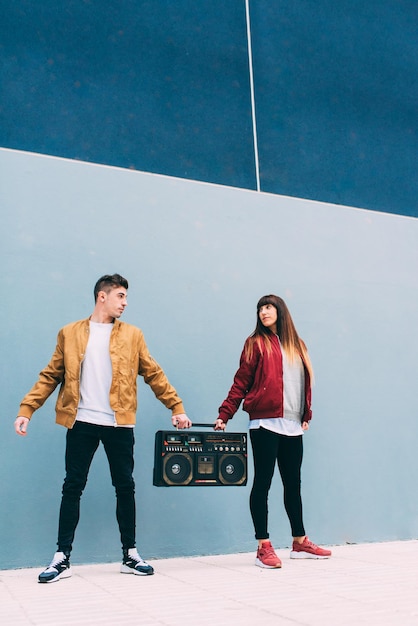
[18,318,185,428]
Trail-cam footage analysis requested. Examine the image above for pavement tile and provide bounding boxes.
[0,541,417,625]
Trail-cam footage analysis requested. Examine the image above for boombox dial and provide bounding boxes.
[153,430,247,487]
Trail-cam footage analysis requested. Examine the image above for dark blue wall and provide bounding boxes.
[1,0,417,216]
[1,1,255,188]
[251,1,418,215]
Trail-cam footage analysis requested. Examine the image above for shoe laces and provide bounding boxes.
[127,548,146,564]
[299,537,321,552]
[259,542,275,557]
[49,552,67,567]
[47,552,68,568]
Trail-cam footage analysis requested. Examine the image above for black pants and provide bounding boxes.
[57,421,136,554]
[249,427,305,540]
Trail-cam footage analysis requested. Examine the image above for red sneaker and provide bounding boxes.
[255,541,282,569]
[290,536,331,559]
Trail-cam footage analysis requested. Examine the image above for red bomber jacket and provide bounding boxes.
[218,335,312,424]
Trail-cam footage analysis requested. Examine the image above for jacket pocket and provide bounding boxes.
[116,368,137,411]
[244,384,282,416]
[243,386,266,413]
[56,380,78,411]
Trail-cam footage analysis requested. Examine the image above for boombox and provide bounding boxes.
[153,428,247,487]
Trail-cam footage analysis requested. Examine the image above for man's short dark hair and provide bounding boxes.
[94,274,129,302]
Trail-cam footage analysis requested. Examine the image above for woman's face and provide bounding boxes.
[259,304,278,333]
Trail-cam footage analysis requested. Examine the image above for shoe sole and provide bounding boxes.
[120,564,154,576]
[38,568,72,583]
[255,558,282,569]
[290,551,330,559]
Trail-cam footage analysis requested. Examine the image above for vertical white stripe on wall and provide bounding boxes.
[245,0,260,191]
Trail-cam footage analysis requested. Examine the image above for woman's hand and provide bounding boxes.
[302,421,310,431]
[214,418,226,431]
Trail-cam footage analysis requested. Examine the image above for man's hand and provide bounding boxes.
[171,413,192,429]
[15,416,29,436]
[214,418,226,431]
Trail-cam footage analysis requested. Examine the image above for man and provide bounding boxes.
[14,273,191,583]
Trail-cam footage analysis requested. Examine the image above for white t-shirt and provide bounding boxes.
[76,321,117,427]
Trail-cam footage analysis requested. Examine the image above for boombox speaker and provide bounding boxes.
[153,427,247,487]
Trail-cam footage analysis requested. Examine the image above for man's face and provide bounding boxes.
[100,286,127,319]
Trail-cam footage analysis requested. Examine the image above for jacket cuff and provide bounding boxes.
[18,405,34,419]
[171,402,185,416]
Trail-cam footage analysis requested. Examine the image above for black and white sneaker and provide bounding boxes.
[38,551,72,583]
[121,548,154,576]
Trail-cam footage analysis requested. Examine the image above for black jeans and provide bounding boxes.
[57,421,136,553]
[249,426,305,540]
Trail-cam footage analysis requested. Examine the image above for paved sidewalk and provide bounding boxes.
[1,540,417,625]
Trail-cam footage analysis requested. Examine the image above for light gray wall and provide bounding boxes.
[1,148,417,569]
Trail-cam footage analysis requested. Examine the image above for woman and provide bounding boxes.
[214,295,331,568]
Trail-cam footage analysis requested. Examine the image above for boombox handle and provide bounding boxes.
[175,422,215,429]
